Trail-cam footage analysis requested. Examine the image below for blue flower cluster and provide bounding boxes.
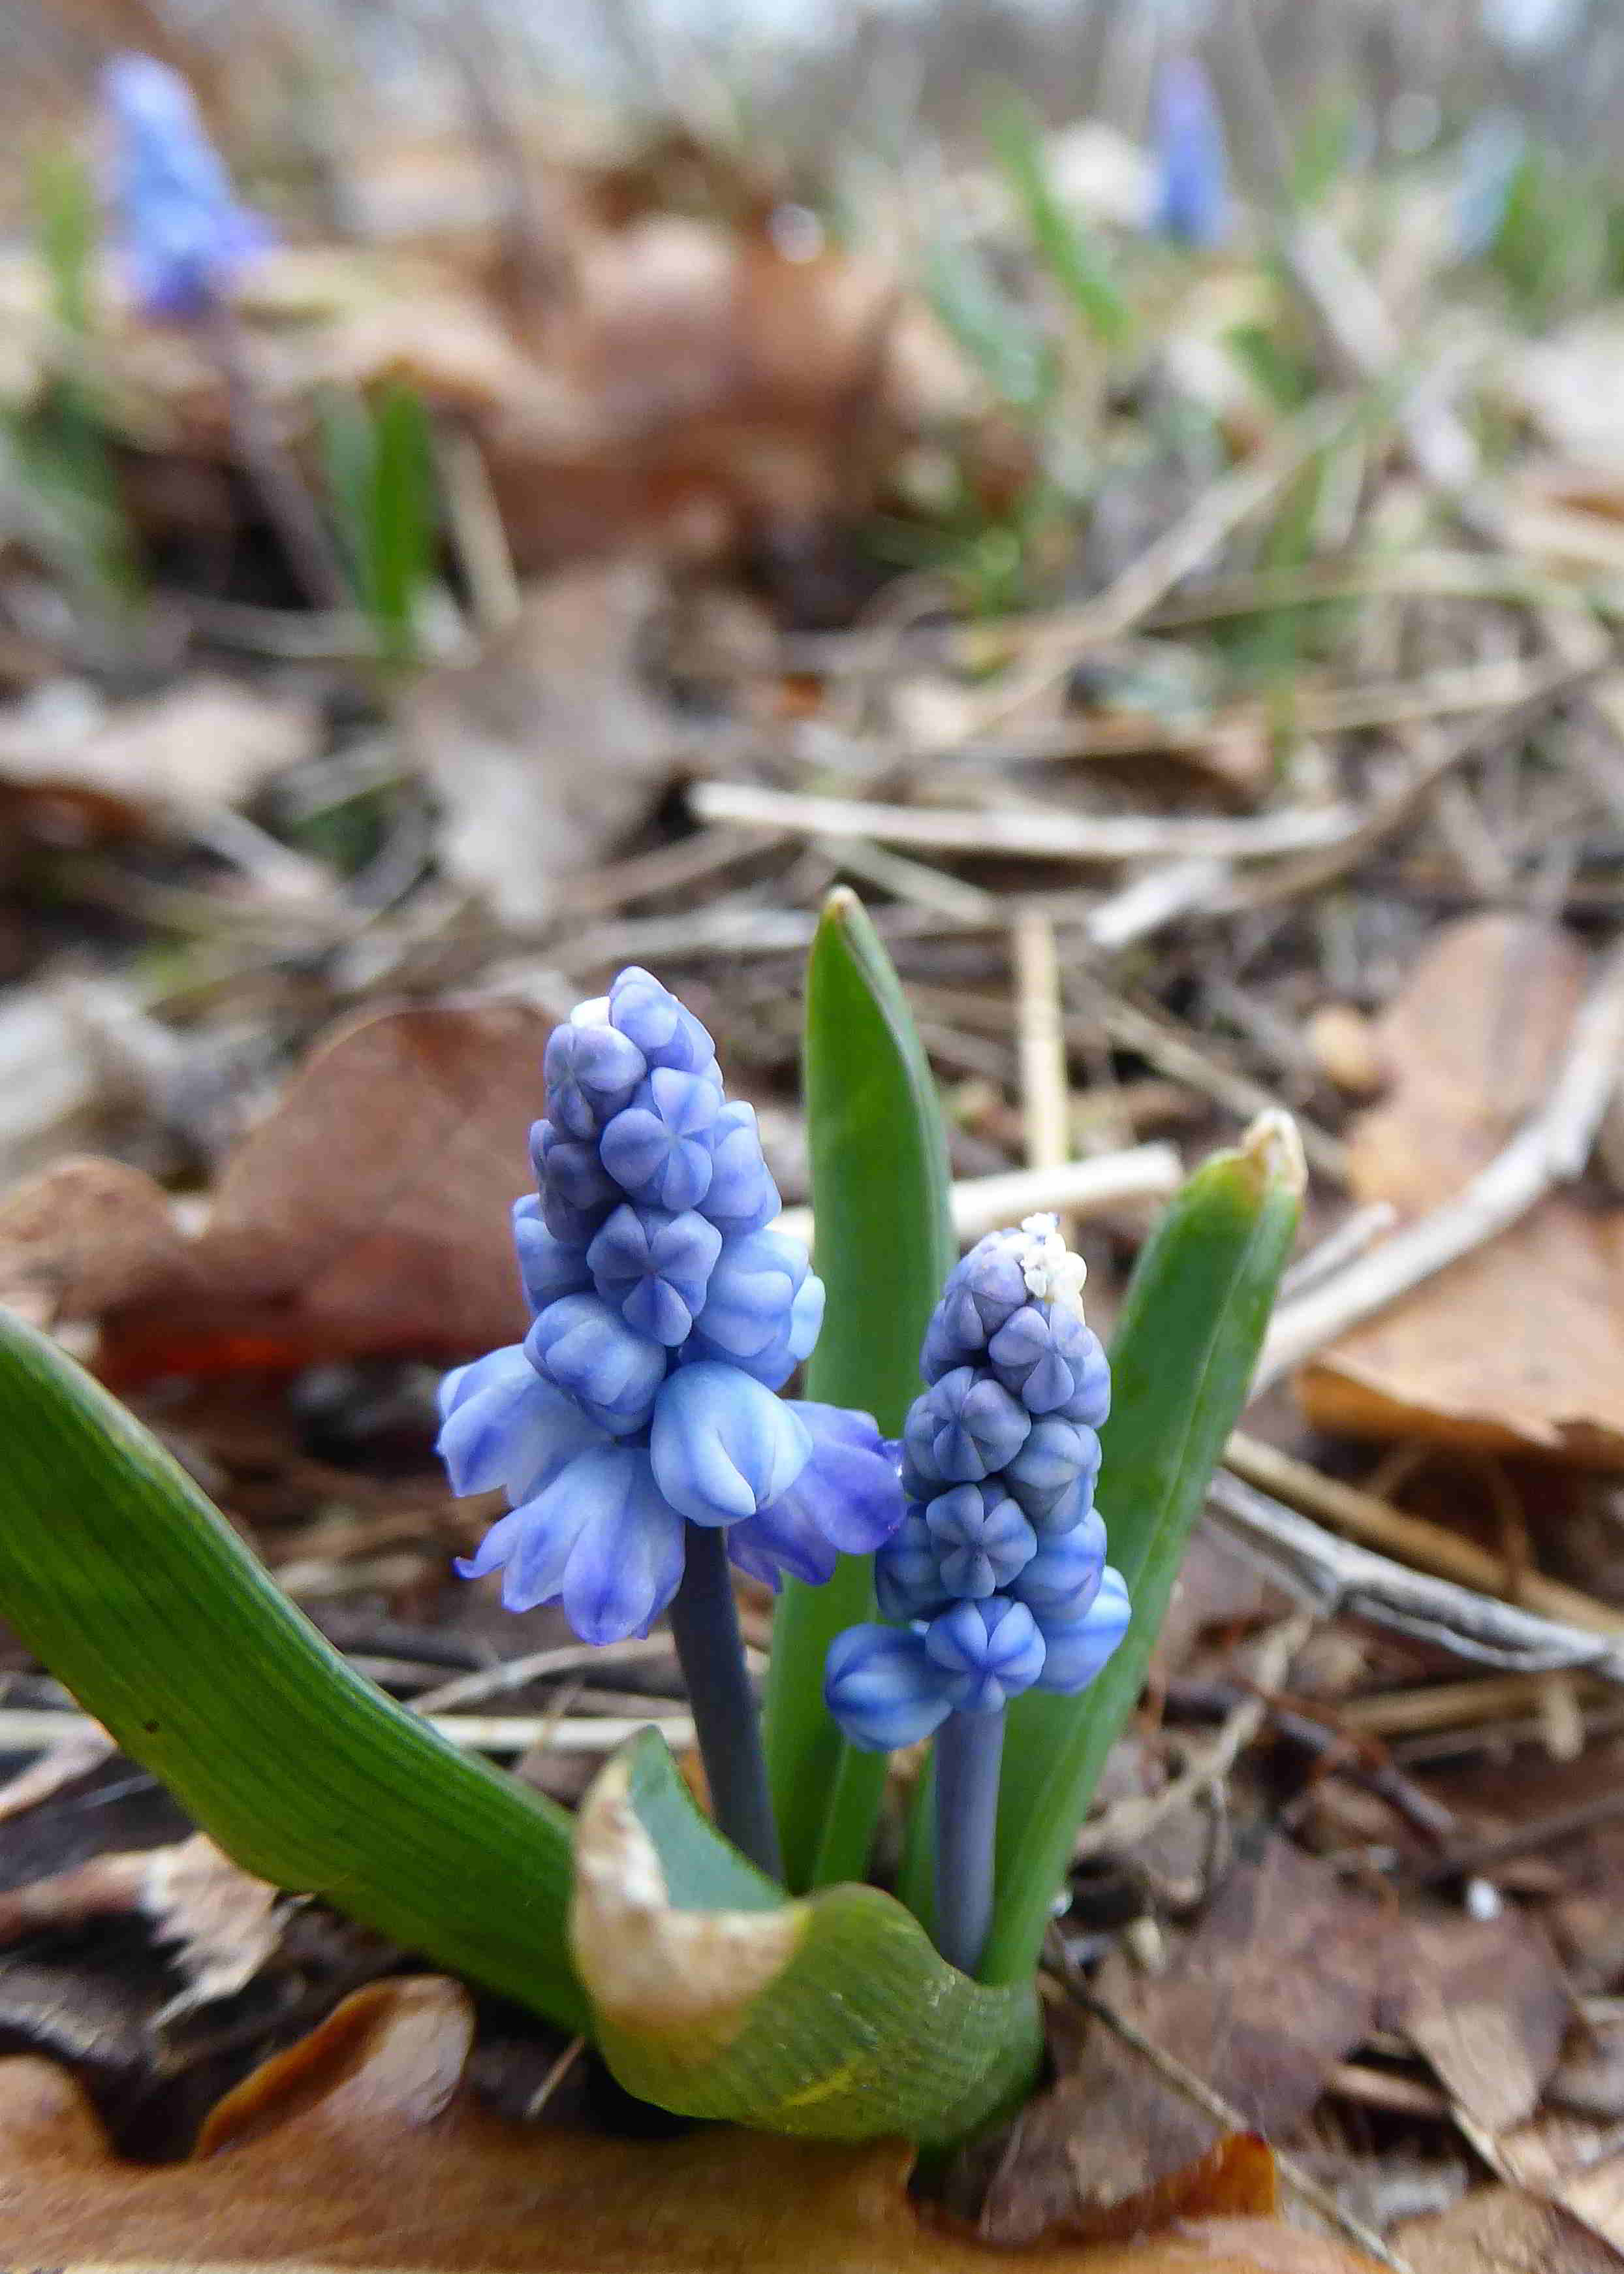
[1151,55,1230,249]
[825,1217,1129,1750]
[101,54,272,321]
[439,968,903,1645]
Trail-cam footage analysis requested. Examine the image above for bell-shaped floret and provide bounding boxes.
[701,1101,782,1237]
[824,1624,954,1753]
[986,1302,1110,1421]
[1002,1414,1101,1527]
[1007,1506,1107,1619]
[924,1596,1046,1714]
[587,1204,721,1347]
[923,1483,1037,1600]
[437,1342,607,1505]
[525,1293,667,1435]
[511,1194,592,1317]
[874,1508,953,1623]
[902,1366,1030,1491]
[1031,1566,1130,1693]
[542,1012,647,1139]
[457,1444,685,1644]
[599,1069,720,1213]
[687,1229,822,1385]
[726,1404,903,1588]
[649,1360,811,1526]
[607,966,715,1075]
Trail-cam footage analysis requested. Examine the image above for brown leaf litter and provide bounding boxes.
[0,1972,1384,2271]
[0,1002,546,1376]
[0,1833,287,2023]
[1298,914,1624,1464]
[403,560,680,926]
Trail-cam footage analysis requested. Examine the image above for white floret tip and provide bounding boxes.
[1015,1212,1087,1316]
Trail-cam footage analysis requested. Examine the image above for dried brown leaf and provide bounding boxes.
[1298,915,1624,1464]
[1394,2179,1624,2273]
[0,1005,546,1378]
[0,1835,285,2019]
[985,1842,1388,2243]
[403,562,678,925]
[1381,1908,1570,2134]
[0,1156,195,1318]
[0,679,319,814]
[0,1975,1384,2270]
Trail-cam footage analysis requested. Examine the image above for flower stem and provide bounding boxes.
[933,1709,1004,1976]
[203,297,352,614]
[668,1523,784,1883]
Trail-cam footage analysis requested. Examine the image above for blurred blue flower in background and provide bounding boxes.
[101,53,272,319]
[439,966,903,1644]
[1151,54,1230,249]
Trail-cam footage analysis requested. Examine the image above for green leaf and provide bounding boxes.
[981,1115,1304,1987]
[367,383,436,666]
[987,93,1131,348]
[0,1307,586,2032]
[320,385,436,665]
[574,1729,1041,2143]
[764,889,954,1893]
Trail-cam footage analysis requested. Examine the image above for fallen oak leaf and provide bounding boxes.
[0,1974,1386,2271]
[1298,915,1624,1464]
[0,1003,548,1380]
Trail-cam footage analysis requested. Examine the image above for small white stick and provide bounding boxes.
[774,1144,1183,1253]
[693,779,1358,864]
[0,1709,695,1758]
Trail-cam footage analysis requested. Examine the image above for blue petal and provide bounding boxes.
[559,1447,687,1645]
[458,1445,686,1643]
[875,1509,952,1622]
[608,967,715,1074]
[512,1195,592,1317]
[701,1101,782,1237]
[649,1361,810,1524]
[525,1293,668,1434]
[1033,1566,1130,1693]
[587,1204,721,1348]
[734,1408,904,1587]
[923,1483,1037,1598]
[824,1624,953,1752]
[543,1015,646,1139]
[1007,1507,1106,1618]
[904,1366,1030,1486]
[689,1229,808,1361]
[437,1343,611,1506]
[924,1596,1045,1713]
[1003,1415,1100,1526]
[599,1069,720,1212]
[435,1345,538,1495]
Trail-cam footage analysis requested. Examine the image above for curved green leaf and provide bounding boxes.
[0,1306,586,2031]
[981,1114,1305,1986]
[574,1729,1040,2143]
[765,889,955,1892]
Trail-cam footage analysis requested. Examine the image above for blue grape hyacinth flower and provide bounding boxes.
[1151,54,1230,250]
[101,54,273,320]
[437,967,904,1648]
[828,1214,1128,1750]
